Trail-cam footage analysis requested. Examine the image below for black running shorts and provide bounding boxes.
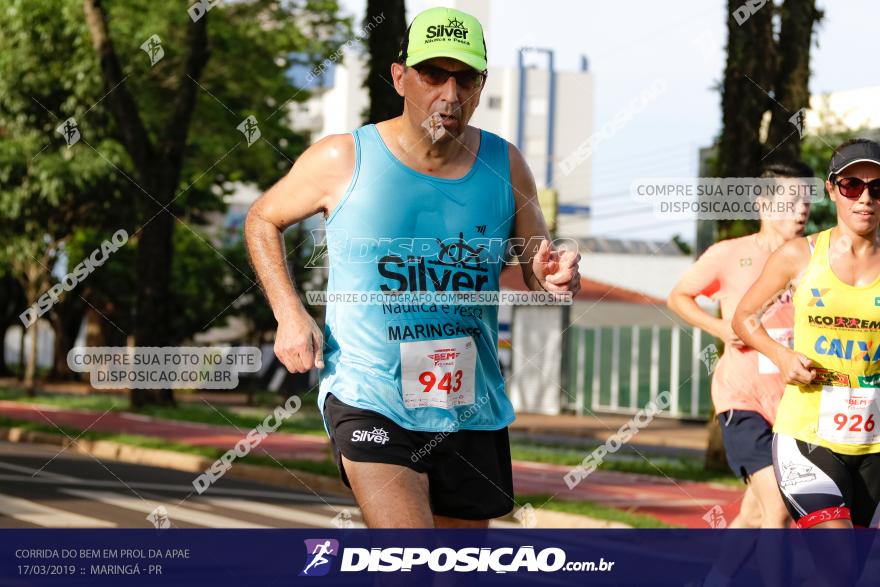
[322,393,514,520]
[772,432,880,528]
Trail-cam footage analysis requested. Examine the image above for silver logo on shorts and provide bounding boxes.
[351,427,390,445]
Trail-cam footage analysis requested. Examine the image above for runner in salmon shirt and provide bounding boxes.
[668,162,813,528]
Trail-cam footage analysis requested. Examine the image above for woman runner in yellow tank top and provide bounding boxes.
[733,138,880,530]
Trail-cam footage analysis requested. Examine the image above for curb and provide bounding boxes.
[0,425,352,498]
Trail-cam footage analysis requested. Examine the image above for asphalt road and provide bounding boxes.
[0,441,364,529]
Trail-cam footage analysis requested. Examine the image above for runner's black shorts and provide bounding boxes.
[772,432,880,528]
[717,409,774,481]
[322,393,514,520]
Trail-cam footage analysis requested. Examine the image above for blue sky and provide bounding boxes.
[339,0,878,245]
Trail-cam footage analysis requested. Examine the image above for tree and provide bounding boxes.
[0,0,131,392]
[0,275,25,377]
[67,223,282,346]
[715,0,822,241]
[363,0,406,124]
[706,0,823,472]
[765,1,823,165]
[717,0,776,181]
[0,0,347,405]
[78,0,348,407]
[225,223,325,404]
[1,236,52,395]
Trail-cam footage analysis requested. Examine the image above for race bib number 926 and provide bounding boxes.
[817,386,880,445]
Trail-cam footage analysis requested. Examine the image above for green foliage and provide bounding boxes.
[222,223,326,343]
[167,226,237,342]
[0,0,348,354]
[65,223,265,344]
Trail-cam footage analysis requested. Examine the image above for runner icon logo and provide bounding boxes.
[300,539,339,577]
[351,427,391,445]
[780,462,816,488]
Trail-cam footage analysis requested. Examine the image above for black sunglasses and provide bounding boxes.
[411,64,487,90]
[833,176,880,200]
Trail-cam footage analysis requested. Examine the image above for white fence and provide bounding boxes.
[564,325,714,419]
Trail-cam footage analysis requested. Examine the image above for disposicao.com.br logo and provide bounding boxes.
[299,539,614,575]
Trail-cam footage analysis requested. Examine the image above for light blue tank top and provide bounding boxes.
[318,124,515,432]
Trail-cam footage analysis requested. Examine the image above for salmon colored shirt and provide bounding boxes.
[677,234,793,424]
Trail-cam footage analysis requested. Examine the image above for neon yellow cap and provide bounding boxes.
[402,7,487,72]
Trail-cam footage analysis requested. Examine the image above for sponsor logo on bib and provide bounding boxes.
[859,373,880,388]
[808,288,829,307]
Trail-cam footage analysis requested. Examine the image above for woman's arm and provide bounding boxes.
[732,237,815,385]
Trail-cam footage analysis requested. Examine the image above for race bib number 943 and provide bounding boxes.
[817,386,880,445]
[401,336,476,409]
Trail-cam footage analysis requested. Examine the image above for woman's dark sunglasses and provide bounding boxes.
[412,64,487,90]
[833,176,880,200]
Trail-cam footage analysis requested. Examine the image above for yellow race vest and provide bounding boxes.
[774,229,880,455]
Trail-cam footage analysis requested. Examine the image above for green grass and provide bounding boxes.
[515,494,676,528]
[0,387,328,436]
[0,415,338,478]
[0,388,123,411]
[510,443,741,487]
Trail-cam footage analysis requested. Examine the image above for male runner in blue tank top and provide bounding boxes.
[245,6,581,528]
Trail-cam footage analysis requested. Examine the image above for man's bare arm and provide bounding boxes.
[244,134,355,372]
[667,285,741,348]
[508,144,581,294]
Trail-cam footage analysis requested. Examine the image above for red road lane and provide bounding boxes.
[0,401,330,462]
[512,460,743,528]
[0,401,743,527]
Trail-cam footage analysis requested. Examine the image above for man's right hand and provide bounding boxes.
[274,310,325,373]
